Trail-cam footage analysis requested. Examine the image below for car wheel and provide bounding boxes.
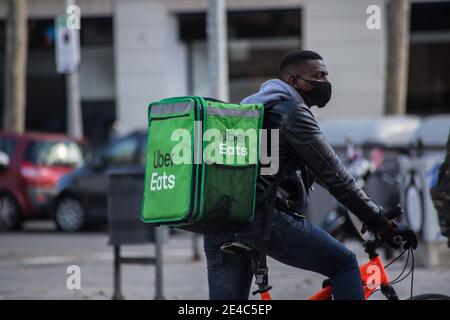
[55,196,86,232]
[0,194,21,231]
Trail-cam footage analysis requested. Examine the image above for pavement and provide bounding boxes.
[1,221,450,300]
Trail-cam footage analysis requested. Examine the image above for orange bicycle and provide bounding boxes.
[220,208,450,300]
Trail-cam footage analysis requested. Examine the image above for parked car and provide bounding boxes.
[52,131,147,232]
[0,131,87,231]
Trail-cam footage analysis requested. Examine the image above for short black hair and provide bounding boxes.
[279,50,323,79]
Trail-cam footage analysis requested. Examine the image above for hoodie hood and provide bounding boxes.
[240,79,304,106]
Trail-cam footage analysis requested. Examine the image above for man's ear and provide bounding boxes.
[287,74,298,89]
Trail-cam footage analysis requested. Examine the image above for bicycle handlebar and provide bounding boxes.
[384,205,407,246]
[364,205,406,257]
[383,205,403,221]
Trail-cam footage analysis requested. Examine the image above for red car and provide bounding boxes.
[0,131,87,230]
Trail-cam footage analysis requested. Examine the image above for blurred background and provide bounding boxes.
[0,0,449,300]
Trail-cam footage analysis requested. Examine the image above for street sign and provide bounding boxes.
[55,15,80,74]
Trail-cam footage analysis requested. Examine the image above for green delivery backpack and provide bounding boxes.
[141,96,264,233]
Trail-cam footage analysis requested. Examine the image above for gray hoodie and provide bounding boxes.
[240,79,304,106]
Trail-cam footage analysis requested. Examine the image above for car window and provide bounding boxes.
[0,137,16,156]
[25,141,86,167]
[104,135,139,166]
[137,135,147,166]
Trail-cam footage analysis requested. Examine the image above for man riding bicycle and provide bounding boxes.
[203,50,417,300]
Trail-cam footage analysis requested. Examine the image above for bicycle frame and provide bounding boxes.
[253,206,422,300]
[259,208,407,300]
[308,255,392,300]
[257,252,398,300]
[257,238,402,300]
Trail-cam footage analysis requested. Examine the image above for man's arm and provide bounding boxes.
[283,103,387,230]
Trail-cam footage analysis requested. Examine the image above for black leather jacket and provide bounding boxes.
[257,100,383,225]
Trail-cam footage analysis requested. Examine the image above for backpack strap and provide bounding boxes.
[257,100,286,242]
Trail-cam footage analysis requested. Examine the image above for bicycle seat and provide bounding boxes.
[220,241,255,255]
[220,241,272,297]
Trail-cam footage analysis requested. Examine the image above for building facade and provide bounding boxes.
[0,0,449,141]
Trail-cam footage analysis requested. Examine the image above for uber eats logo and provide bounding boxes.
[150,150,176,191]
[218,130,248,156]
[203,128,256,165]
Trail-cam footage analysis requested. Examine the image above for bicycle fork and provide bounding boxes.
[380,284,399,300]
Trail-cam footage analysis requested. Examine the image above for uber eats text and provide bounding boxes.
[150,150,176,191]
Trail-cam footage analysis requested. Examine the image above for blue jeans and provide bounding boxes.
[203,209,364,300]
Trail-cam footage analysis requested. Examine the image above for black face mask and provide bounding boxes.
[298,77,332,108]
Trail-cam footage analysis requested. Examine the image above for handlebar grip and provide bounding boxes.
[392,235,403,246]
[383,205,403,220]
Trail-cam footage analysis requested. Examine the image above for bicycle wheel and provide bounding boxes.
[408,294,450,300]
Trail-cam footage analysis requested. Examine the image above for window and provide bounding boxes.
[408,2,450,115]
[104,136,139,167]
[25,140,85,167]
[179,9,302,103]
[137,134,148,166]
[0,137,16,156]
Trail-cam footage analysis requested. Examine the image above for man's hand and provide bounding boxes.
[362,206,418,250]
[377,221,418,250]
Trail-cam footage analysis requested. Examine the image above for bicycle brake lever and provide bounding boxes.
[384,205,403,220]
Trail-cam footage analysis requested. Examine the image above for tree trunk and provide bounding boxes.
[384,0,411,115]
[3,0,28,133]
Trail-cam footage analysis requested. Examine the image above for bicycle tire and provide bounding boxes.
[408,294,450,300]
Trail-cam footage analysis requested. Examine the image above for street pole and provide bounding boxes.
[64,0,83,138]
[3,0,27,133]
[207,0,229,101]
[154,227,165,300]
[384,0,411,115]
[66,69,83,138]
